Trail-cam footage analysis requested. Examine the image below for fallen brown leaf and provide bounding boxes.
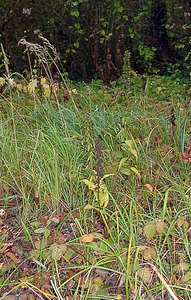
[81,233,94,243]
[144,183,155,192]
[181,152,191,163]
[3,295,16,300]
[181,138,191,163]
[142,247,156,260]
[5,251,21,264]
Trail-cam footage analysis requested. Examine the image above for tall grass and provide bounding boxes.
[1,74,191,299]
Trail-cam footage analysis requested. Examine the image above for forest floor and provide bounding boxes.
[1,73,191,299]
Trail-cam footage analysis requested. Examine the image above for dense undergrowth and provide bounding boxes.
[0,73,191,299]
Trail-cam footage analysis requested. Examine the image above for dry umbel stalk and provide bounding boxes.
[1,43,10,76]
[18,36,69,107]
[18,35,61,84]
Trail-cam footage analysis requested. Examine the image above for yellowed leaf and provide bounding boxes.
[176,217,185,228]
[137,267,153,283]
[28,79,37,94]
[95,184,109,208]
[125,139,134,148]
[181,271,191,283]
[173,262,190,273]
[0,77,6,86]
[143,221,156,240]
[84,204,94,210]
[40,77,47,86]
[130,166,140,178]
[43,84,51,97]
[142,247,156,260]
[155,220,166,234]
[119,157,128,170]
[183,220,189,231]
[49,243,67,260]
[120,167,131,176]
[90,276,104,294]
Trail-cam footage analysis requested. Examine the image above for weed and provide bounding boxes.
[1,72,191,299]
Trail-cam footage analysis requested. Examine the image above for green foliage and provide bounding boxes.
[82,172,114,209]
[1,74,191,299]
[138,44,157,73]
[0,0,190,80]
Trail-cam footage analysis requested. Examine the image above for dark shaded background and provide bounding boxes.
[0,0,190,81]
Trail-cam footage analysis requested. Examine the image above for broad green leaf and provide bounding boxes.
[34,239,47,250]
[64,248,76,262]
[128,148,138,159]
[91,276,104,294]
[31,221,40,228]
[176,217,185,228]
[120,167,131,176]
[30,248,48,260]
[94,276,104,286]
[85,241,112,254]
[98,241,112,253]
[71,10,79,17]
[183,220,189,231]
[49,243,67,261]
[81,179,96,191]
[143,221,156,240]
[119,157,128,170]
[0,77,6,86]
[44,228,50,239]
[28,79,37,94]
[74,23,81,30]
[130,166,140,178]
[176,216,189,231]
[34,228,50,238]
[123,15,128,21]
[124,140,138,159]
[73,42,79,49]
[95,184,109,208]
